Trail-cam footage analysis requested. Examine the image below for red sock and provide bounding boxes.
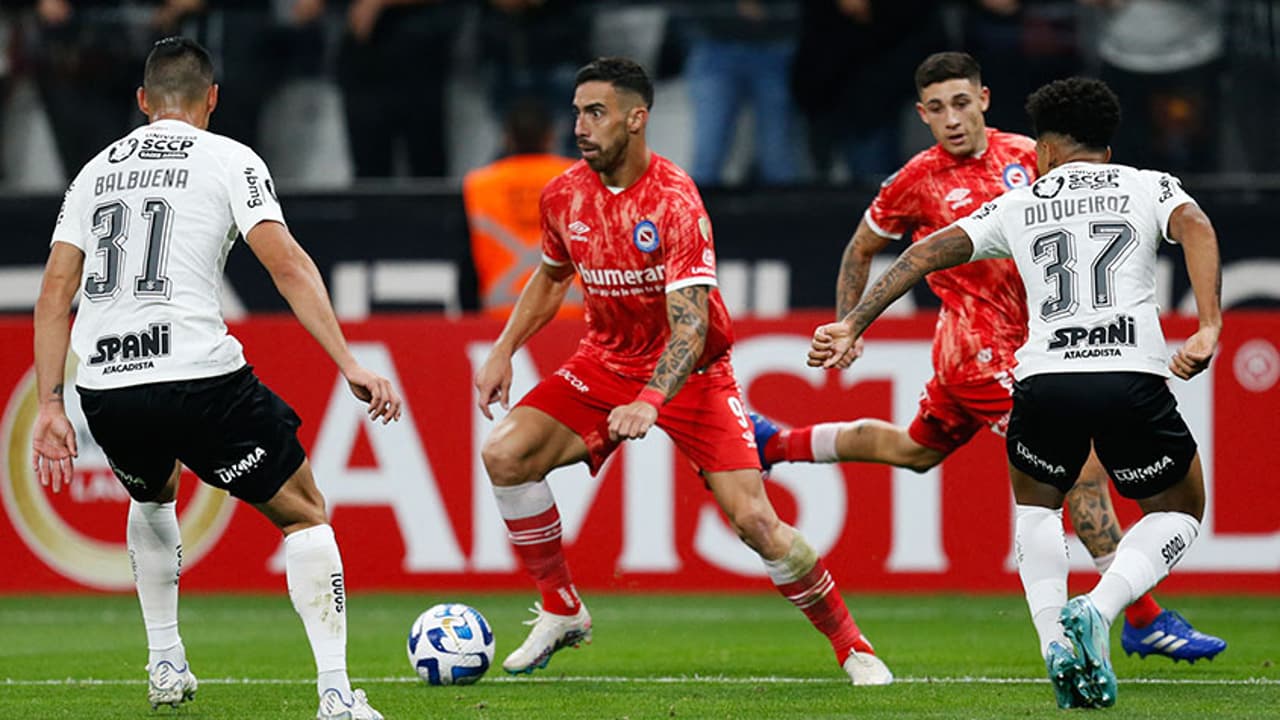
[505,506,580,615]
[774,558,873,664]
[1124,593,1163,628]
[768,427,815,463]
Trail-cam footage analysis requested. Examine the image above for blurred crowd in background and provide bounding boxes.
[0,0,1275,190]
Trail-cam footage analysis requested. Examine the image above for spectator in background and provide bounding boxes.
[170,1,329,150]
[962,0,1083,136]
[1224,0,1280,173]
[336,0,462,178]
[463,96,581,320]
[1087,0,1224,173]
[0,9,14,182]
[30,0,144,177]
[791,0,945,183]
[677,0,799,186]
[478,0,589,158]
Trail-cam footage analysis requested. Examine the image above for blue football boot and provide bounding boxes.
[1060,596,1118,708]
[747,411,780,472]
[1122,609,1227,663]
[1044,641,1093,709]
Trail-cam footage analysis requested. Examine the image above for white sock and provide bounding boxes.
[761,530,819,584]
[810,423,845,463]
[1014,504,1070,656]
[128,501,185,668]
[492,481,555,520]
[1092,551,1116,575]
[285,524,350,701]
[1089,512,1200,623]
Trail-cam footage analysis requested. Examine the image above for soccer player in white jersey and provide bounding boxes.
[807,77,1221,710]
[30,37,399,719]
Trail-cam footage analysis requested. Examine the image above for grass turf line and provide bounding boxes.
[1,593,1276,719]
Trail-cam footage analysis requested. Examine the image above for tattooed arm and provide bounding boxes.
[608,285,708,441]
[835,218,894,320]
[32,242,84,492]
[809,225,974,369]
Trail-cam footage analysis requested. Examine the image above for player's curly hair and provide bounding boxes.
[1025,77,1122,151]
[575,57,654,110]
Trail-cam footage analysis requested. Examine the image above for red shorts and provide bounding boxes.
[517,354,762,475]
[908,370,1015,456]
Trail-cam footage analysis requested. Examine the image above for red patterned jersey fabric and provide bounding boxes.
[540,154,734,380]
[865,128,1037,385]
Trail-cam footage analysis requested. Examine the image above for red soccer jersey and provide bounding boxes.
[540,154,734,380]
[864,128,1037,386]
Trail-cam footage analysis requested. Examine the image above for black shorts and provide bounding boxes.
[77,366,306,503]
[1007,372,1197,500]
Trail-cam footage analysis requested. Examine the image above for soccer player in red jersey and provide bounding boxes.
[750,52,1223,662]
[474,57,892,685]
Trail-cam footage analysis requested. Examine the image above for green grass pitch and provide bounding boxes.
[1,593,1276,719]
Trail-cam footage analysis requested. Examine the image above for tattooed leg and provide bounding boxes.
[1069,448,1165,628]
[1066,450,1121,558]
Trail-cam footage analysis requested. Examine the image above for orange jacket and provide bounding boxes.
[463,153,583,320]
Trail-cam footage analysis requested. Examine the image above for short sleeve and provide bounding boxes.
[50,168,90,250]
[954,200,1012,261]
[1147,171,1196,244]
[864,168,918,240]
[663,202,718,293]
[539,186,570,267]
[227,146,286,236]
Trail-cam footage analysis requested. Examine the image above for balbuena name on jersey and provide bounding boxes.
[53,118,285,390]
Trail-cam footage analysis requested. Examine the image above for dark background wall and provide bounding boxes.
[1,183,1276,315]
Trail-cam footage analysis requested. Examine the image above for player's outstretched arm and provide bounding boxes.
[245,220,401,423]
[475,261,576,419]
[32,242,84,491]
[607,285,709,441]
[1167,202,1223,380]
[810,225,974,369]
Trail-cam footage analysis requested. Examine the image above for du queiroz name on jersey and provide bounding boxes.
[953,161,1196,380]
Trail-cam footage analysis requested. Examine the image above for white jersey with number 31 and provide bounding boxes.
[52,118,285,390]
[954,161,1195,381]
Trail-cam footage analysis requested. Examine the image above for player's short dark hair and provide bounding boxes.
[1025,77,1122,151]
[143,36,214,105]
[575,57,654,110]
[914,52,981,95]
[504,96,554,154]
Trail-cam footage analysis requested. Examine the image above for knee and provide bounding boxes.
[727,506,783,555]
[481,433,534,487]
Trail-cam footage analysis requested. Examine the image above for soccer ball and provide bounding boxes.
[407,603,495,686]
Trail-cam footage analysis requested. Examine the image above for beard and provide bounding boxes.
[582,135,627,174]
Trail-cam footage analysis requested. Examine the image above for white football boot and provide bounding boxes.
[316,688,383,720]
[502,602,592,674]
[147,659,198,709]
[843,651,894,686]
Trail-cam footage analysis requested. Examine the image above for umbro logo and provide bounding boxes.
[945,188,973,210]
[569,221,590,242]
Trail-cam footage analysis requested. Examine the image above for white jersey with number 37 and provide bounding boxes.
[954,161,1195,380]
[52,118,285,390]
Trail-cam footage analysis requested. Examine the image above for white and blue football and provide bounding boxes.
[407,603,495,686]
